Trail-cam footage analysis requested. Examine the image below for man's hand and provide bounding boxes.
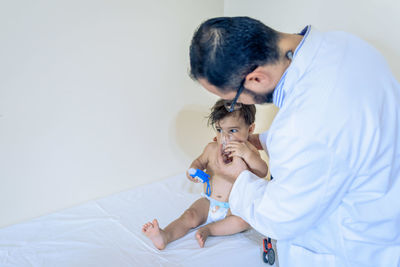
[216,144,248,183]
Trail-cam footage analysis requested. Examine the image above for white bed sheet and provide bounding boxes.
[0,173,275,267]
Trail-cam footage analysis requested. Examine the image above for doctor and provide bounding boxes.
[189,17,400,266]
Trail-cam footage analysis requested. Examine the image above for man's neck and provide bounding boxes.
[278,33,303,58]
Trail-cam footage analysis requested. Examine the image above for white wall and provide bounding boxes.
[0,0,223,228]
[224,0,400,81]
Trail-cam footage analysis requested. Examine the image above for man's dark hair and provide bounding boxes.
[190,16,280,92]
[208,99,256,128]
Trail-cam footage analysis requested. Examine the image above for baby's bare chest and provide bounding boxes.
[204,149,234,200]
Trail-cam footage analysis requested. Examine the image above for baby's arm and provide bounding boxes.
[224,141,268,178]
[186,142,212,182]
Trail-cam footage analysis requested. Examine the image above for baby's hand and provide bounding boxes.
[224,141,256,160]
[186,170,201,183]
[215,148,248,183]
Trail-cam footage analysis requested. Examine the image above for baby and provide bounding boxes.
[142,99,268,249]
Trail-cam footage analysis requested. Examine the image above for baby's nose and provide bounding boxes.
[221,132,232,138]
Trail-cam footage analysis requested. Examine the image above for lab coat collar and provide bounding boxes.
[273,26,324,108]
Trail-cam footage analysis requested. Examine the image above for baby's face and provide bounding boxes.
[215,114,253,144]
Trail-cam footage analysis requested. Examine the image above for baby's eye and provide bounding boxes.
[216,128,222,133]
[230,129,238,133]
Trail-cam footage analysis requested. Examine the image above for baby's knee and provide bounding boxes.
[181,209,201,227]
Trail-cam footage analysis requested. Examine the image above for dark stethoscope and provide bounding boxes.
[261,51,292,265]
[263,175,275,265]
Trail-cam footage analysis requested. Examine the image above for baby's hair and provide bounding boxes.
[208,99,256,128]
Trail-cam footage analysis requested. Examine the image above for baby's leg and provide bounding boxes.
[196,214,250,248]
[142,197,209,250]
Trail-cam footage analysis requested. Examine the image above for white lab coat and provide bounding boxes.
[229,26,400,266]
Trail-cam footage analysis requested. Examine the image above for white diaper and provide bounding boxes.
[201,193,230,225]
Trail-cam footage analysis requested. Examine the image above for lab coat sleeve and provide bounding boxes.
[229,135,353,240]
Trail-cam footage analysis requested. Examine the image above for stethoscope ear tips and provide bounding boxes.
[286,50,293,60]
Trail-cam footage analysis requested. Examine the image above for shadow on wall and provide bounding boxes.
[254,104,279,133]
[170,104,215,163]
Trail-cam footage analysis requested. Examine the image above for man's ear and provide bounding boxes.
[248,123,255,134]
[244,67,272,94]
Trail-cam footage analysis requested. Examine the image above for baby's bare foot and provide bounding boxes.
[196,226,211,248]
[142,219,167,250]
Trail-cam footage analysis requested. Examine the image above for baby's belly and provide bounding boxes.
[204,176,233,202]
